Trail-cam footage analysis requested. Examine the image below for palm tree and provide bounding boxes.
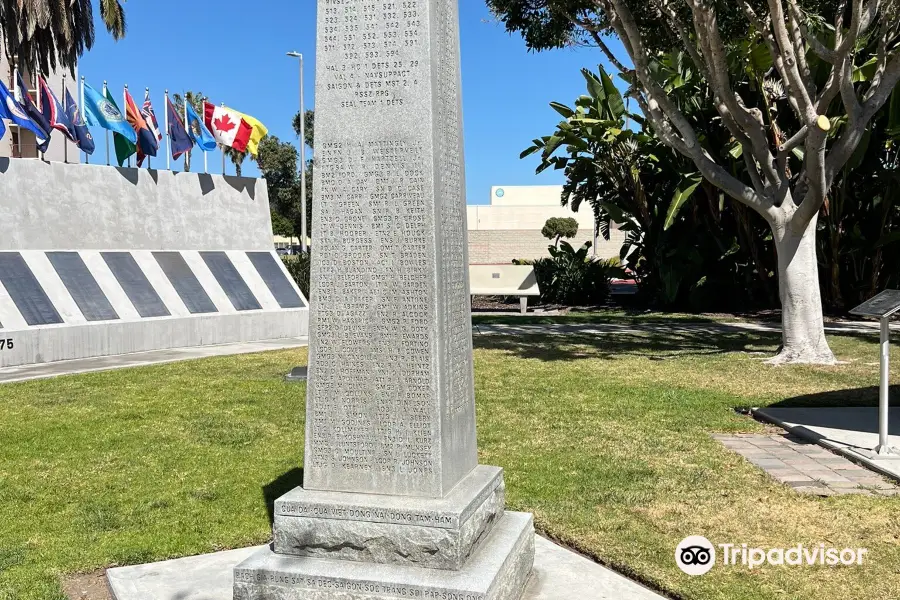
[0,0,126,75]
[223,146,249,177]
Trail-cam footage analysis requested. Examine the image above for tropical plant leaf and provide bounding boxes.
[845,127,872,173]
[549,102,574,119]
[876,231,900,247]
[599,66,626,119]
[664,176,703,230]
[582,68,605,101]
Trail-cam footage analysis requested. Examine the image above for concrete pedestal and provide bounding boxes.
[272,466,505,570]
[234,467,532,599]
[234,512,534,600]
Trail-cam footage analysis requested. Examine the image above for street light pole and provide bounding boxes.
[287,51,307,254]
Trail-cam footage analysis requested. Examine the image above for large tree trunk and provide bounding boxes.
[769,213,836,365]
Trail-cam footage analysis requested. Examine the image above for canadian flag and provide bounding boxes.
[204,102,252,152]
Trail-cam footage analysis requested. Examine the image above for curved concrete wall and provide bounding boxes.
[0,160,307,368]
[0,159,273,251]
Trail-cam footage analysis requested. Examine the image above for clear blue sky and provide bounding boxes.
[81,1,622,205]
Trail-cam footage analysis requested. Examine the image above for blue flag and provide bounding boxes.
[0,80,51,148]
[39,76,77,143]
[15,73,51,152]
[83,82,137,144]
[166,96,192,159]
[64,88,94,155]
[185,101,217,151]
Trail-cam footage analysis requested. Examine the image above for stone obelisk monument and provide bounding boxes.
[232,0,534,598]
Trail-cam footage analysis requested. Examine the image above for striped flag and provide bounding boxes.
[142,91,162,146]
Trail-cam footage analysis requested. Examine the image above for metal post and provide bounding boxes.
[103,81,110,166]
[124,84,130,168]
[184,95,190,172]
[299,54,308,254]
[593,215,598,259]
[81,76,89,164]
[221,102,226,175]
[62,73,68,164]
[164,90,170,171]
[877,317,895,455]
[145,87,151,170]
[36,71,45,162]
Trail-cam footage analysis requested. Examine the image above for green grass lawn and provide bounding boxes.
[1,325,898,599]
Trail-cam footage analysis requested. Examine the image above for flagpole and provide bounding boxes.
[103,81,110,166]
[81,76,89,164]
[164,90,170,171]
[221,102,226,175]
[62,73,68,164]
[11,62,18,158]
[36,72,45,162]
[124,83,130,168]
[145,87,151,170]
[184,94,190,173]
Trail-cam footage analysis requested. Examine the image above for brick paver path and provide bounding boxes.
[713,433,899,496]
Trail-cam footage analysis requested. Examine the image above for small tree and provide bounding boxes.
[542,217,580,247]
[489,0,900,365]
[223,146,250,177]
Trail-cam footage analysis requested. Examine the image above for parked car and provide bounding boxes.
[276,248,291,256]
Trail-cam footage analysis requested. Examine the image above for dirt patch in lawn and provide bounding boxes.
[61,570,112,600]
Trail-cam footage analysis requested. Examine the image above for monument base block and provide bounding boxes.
[234,511,534,600]
[274,466,504,570]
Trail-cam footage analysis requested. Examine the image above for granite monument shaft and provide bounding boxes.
[233,1,534,597]
[305,0,476,499]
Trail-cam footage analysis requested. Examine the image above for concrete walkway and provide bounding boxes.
[473,320,893,337]
[714,432,899,495]
[755,407,900,482]
[107,536,666,600]
[4,317,885,384]
[0,338,308,384]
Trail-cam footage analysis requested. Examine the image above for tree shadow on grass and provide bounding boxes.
[769,385,895,409]
[474,328,783,362]
[750,386,899,444]
[262,468,304,526]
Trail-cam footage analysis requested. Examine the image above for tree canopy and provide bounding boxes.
[491,0,900,364]
[0,0,126,75]
[542,217,580,246]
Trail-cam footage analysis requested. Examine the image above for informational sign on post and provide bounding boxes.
[850,290,900,456]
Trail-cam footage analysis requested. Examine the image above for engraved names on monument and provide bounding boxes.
[233,1,533,596]
[306,0,477,498]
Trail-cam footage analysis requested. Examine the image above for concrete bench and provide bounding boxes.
[469,265,541,314]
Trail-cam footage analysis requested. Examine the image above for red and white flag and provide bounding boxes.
[142,90,163,145]
[204,102,252,152]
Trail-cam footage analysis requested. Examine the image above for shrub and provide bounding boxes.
[282,253,311,299]
[541,217,580,247]
[515,241,621,306]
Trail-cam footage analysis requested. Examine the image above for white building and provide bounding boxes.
[466,185,624,264]
[0,54,80,163]
[274,185,625,264]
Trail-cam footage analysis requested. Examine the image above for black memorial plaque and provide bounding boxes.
[153,252,217,314]
[246,251,305,309]
[850,290,900,319]
[47,252,119,322]
[201,252,261,311]
[102,252,170,318]
[0,252,63,326]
